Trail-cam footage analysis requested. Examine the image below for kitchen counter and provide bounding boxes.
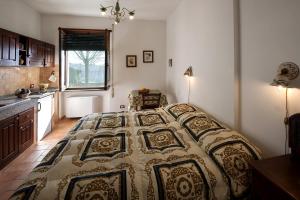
[29,91,55,99]
[29,88,59,99]
[0,89,58,121]
[0,97,36,121]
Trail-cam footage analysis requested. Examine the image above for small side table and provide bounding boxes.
[128,90,168,111]
[250,155,300,200]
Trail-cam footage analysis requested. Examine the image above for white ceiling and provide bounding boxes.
[22,0,181,20]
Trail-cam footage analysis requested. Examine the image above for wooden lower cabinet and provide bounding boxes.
[0,116,18,169]
[19,109,34,153]
[0,107,34,169]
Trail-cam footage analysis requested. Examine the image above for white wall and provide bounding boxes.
[111,20,166,111]
[167,0,300,157]
[0,0,41,39]
[41,15,166,114]
[240,0,300,156]
[166,0,235,127]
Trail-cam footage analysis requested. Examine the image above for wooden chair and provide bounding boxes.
[141,93,161,110]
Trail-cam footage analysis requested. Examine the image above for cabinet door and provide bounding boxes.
[0,116,18,169]
[28,38,44,66]
[19,119,34,153]
[0,29,19,66]
[44,43,55,67]
[37,96,52,141]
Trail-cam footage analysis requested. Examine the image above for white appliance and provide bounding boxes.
[37,95,53,141]
[65,96,102,118]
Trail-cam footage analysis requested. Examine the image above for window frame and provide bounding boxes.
[59,28,111,91]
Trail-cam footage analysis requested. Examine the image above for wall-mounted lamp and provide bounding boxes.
[184,66,193,103]
[271,62,299,154]
[271,62,299,87]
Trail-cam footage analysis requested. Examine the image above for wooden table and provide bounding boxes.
[128,90,168,111]
[250,155,300,200]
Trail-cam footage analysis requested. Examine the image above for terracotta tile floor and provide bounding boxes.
[0,118,78,200]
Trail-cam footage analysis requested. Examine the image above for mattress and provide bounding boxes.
[10,103,261,200]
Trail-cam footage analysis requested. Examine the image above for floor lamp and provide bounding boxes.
[184,66,193,103]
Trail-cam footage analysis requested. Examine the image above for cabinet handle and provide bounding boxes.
[37,102,41,112]
[20,126,23,130]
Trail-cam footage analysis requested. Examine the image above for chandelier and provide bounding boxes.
[100,0,135,24]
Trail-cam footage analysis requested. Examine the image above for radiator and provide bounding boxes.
[65,96,102,118]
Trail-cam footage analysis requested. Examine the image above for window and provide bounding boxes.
[59,28,111,90]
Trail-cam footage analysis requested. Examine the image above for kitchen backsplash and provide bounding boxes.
[40,64,59,89]
[0,67,41,96]
[0,63,59,96]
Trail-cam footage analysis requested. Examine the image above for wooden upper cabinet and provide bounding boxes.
[27,39,55,67]
[0,29,19,66]
[28,38,45,67]
[0,28,55,67]
[44,43,55,67]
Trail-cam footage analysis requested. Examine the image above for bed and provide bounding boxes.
[10,103,261,200]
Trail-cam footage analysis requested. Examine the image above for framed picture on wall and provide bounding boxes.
[143,50,154,63]
[126,55,137,67]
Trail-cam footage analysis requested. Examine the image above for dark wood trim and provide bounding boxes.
[59,27,62,91]
[58,27,112,33]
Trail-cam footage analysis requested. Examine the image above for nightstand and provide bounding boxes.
[250,155,300,200]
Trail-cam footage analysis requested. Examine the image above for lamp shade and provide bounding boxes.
[270,62,299,87]
[184,66,193,77]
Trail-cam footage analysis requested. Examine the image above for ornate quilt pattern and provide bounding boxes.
[201,132,261,200]
[95,116,126,129]
[165,103,199,119]
[153,159,210,200]
[138,128,187,154]
[10,185,36,200]
[34,139,70,171]
[64,170,127,200]
[179,112,227,143]
[136,113,167,126]
[80,133,126,160]
[10,104,261,200]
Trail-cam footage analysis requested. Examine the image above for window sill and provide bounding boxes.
[62,86,110,92]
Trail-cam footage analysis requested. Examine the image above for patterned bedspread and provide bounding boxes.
[10,103,261,200]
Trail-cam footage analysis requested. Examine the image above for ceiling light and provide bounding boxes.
[100,0,135,24]
[100,7,107,16]
[129,12,135,20]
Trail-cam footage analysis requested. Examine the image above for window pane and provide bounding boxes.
[67,50,105,88]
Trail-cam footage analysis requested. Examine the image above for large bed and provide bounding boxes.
[10,103,261,200]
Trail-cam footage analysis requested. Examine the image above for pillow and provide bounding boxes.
[164,103,199,119]
[178,111,227,142]
[202,130,262,199]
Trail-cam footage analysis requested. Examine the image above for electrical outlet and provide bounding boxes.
[120,105,125,109]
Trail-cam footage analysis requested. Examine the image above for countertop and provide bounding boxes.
[0,89,58,121]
